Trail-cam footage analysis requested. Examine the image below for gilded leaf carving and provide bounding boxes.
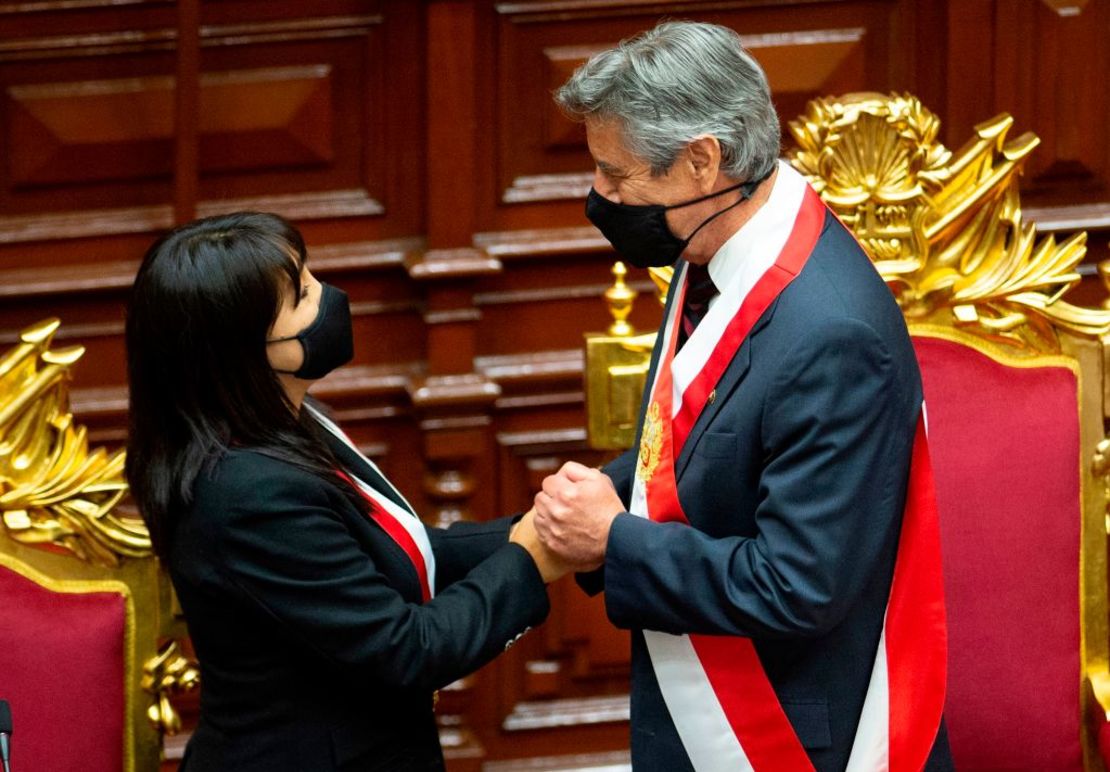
[0,318,150,566]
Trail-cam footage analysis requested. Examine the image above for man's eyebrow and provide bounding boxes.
[597,160,624,176]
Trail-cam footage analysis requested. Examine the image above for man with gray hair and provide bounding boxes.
[532,20,952,772]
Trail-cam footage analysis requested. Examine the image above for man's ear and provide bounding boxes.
[685,135,722,192]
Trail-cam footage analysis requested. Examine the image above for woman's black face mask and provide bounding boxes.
[585,172,768,268]
[267,282,354,380]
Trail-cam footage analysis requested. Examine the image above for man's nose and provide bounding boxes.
[593,169,620,203]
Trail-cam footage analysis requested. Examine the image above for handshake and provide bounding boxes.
[509,461,626,583]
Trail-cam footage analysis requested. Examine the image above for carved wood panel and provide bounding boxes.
[0,0,422,249]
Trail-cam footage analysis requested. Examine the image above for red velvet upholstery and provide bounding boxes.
[0,561,127,772]
[1098,713,1110,767]
[914,335,1082,770]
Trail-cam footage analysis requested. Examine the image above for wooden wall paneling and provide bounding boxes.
[191,17,383,224]
[415,3,506,767]
[937,0,993,149]
[468,430,631,766]
[0,41,179,224]
[0,0,422,252]
[174,0,199,223]
[940,0,1110,264]
[993,0,1110,215]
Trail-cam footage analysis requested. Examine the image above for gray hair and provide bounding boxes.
[555,21,780,181]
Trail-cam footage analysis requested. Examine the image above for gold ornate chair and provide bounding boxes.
[586,93,1110,771]
[0,318,196,771]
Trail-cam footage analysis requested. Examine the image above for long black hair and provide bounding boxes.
[125,211,363,559]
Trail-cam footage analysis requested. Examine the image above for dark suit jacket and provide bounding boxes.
[170,430,548,771]
[592,212,953,771]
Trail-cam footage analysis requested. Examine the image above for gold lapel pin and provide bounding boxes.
[707,388,717,405]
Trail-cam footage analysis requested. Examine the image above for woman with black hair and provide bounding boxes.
[125,212,563,771]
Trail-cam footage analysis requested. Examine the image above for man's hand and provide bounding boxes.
[533,461,624,571]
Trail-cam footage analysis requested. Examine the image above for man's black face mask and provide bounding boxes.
[585,173,768,268]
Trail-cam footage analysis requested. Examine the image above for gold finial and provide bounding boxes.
[604,261,637,337]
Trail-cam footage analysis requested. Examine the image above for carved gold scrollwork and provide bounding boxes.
[788,92,1110,351]
[0,318,150,566]
[1092,438,1110,536]
[142,640,200,736]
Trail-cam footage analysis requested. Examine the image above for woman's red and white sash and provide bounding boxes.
[308,404,436,602]
[629,166,946,771]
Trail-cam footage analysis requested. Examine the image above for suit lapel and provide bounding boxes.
[321,431,413,515]
[673,296,781,480]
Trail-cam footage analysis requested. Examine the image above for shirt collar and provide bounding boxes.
[703,160,804,293]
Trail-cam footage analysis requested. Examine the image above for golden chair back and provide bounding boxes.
[0,318,195,771]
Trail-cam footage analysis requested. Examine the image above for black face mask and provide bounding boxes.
[585,173,768,268]
[267,282,354,380]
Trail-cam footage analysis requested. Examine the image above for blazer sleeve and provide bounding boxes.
[602,317,917,638]
[426,515,518,591]
[199,460,550,692]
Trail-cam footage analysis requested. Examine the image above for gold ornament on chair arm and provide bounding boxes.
[788,92,1110,351]
[142,640,200,736]
[0,318,150,566]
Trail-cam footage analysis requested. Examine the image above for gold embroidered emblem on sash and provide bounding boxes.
[637,401,663,483]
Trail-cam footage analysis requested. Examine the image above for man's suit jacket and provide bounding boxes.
[170,430,548,772]
[595,212,953,771]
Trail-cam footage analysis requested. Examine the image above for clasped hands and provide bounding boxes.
[509,461,624,583]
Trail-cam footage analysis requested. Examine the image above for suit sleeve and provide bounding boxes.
[203,463,549,692]
[426,515,518,591]
[604,448,637,506]
[602,317,916,638]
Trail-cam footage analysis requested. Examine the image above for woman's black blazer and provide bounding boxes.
[169,432,549,771]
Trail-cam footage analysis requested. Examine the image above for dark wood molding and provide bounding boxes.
[407,373,502,409]
[495,0,843,21]
[405,247,502,281]
[1027,202,1110,234]
[0,206,171,245]
[0,238,417,300]
[0,14,382,61]
[197,189,384,221]
[0,0,163,12]
[502,172,592,204]
[497,426,589,451]
[474,226,610,259]
[0,190,385,245]
[501,695,630,732]
[482,750,630,771]
[477,348,583,384]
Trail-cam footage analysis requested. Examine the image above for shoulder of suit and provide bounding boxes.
[774,226,901,326]
[192,447,332,509]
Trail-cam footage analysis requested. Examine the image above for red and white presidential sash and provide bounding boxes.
[630,165,946,771]
[308,404,437,602]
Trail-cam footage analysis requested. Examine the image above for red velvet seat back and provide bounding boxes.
[0,560,127,772]
[913,335,1082,770]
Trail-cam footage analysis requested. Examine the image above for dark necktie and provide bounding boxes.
[678,262,718,350]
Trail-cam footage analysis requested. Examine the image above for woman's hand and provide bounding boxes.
[510,509,572,583]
